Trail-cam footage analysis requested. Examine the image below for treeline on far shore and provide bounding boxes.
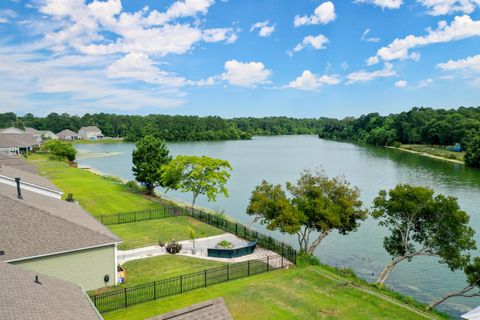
[0,112,330,142]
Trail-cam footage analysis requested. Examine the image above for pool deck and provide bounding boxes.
[117,233,285,265]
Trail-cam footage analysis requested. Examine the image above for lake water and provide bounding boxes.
[75,135,480,317]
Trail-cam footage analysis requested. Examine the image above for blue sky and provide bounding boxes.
[0,0,479,118]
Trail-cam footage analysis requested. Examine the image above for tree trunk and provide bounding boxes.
[376,256,407,286]
[307,231,330,255]
[191,193,198,214]
[429,284,478,309]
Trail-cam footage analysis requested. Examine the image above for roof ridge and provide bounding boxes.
[0,193,118,243]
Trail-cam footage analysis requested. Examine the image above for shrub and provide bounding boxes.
[216,240,234,249]
[296,251,320,267]
[166,240,182,254]
[125,180,145,193]
[43,140,77,161]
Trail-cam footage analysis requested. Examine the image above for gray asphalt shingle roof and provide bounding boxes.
[0,164,61,192]
[56,129,79,137]
[147,298,233,320]
[0,183,120,262]
[0,154,37,174]
[0,133,38,148]
[0,262,102,320]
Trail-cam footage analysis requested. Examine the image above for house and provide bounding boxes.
[0,153,37,174]
[0,262,103,320]
[0,127,25,134]
[78,126,104,140]
[0,133,38,154]
[25,127,58,140]
[0,181,121,290]
[57,129,80,140]
[0,164,63,199]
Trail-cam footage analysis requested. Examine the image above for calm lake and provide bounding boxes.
[75,135,480,317]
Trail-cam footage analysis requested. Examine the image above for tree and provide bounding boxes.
[246,170,367,255]
[132,135,172,195]
[372,184,476,286]
[43,140,77,161]
[465,135,480,168]
[161,155,232,212]
[430,257,480,309]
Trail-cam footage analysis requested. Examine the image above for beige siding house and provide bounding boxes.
[79,126,104,140]
[0,182,121,291]
[57,129,80,140]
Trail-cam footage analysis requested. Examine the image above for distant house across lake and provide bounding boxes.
[57,129,80,141]
[25,127,58,141]
[78,126,104,140]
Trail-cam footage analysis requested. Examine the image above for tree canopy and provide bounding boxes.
[247,170,367,255]
[372,184,476,285]
[465,136,480,168]
[43,140,77,161]
[132,135,172,195]
[161,155,232,211]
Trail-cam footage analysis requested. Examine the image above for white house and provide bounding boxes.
[0,133,38,154]
[78,126,104,140]
[57,129,80,141]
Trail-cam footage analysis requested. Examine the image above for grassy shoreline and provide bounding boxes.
[386,145,464,164]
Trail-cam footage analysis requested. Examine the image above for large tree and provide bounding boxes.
[132,135,172,195]
[246,170,367,255]
[372,184,476,286]
[430,257,480,309]
[161,155,232,212]
[465,135,480,168]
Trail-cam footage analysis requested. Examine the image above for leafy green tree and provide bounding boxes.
[430,256,480,309]
[43,140,77,161]
[132,135,172,195]
[161,155,232,212]
[465,135,480,168]
[372,184,476,285]
[247,170,367,255]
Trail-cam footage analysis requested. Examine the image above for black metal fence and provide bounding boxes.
[91,255,287,313]
[97,206,297,264]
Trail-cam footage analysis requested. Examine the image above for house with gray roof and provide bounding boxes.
[25,127,58,140]
[0,262,102,320]
[0,182,121,290]
[0,133,38,154]
[57,129,80,140]
[0,164,63,199]
[79,126,104,140]
[0,127,25,134]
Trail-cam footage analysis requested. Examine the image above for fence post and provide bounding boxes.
[180,275,183,293]
[204,269,207,287]
[294,250,297,265]
[226,264,230,281]
[267,256,270,272]
[247,260,250,276]
[154,281,157,300]
[134,211,137,222]
[281,243,285,258]
[243,226,246,239]
[93,295,97,308]
[124,287,128,308]
[235,223,238,236]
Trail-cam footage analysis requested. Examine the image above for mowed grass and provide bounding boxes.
[111,217,224,250]
[27,154,164,216]
[103,265,444,320]
[400,144,465,162]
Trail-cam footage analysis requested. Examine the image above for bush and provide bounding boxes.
[296,251,320,267]
[166,240,182,254]
[43,140,77,161]
[391,141,401,148]
[125,180,145,193]
[216,240,234,249]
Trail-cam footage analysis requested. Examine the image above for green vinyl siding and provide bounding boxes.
[12,245,116,291]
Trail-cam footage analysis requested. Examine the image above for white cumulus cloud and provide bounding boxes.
[418,78,434,87]
[417,0,480,16]
[368,15,480,64]
[221,60,271,87]
[250,21,275,37]
[289,34,329,55]
[287,70,340,91]
[294,1,336,27]
[437,54,480,72]
[346,63,396,83]
[355,0,403,9]
[395,80,407,87]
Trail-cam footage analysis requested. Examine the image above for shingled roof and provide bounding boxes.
[0,154,37,174]
[0,262,102,320]
[0,133,38,148]
[0,183,120,262]
[0,164,61,192]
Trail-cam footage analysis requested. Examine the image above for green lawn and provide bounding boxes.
[110,217,224,250]
[400,144,465,162]
[27,154,164,216]
[103,265,445,320]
